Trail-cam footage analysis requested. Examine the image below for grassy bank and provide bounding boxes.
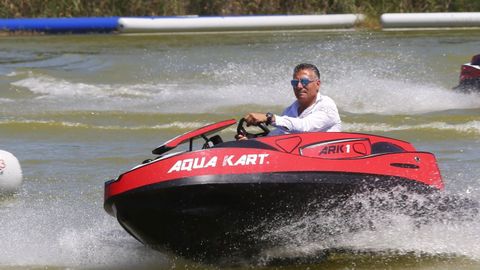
[1,0,479,29]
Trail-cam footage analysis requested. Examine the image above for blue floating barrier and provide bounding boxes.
[0,17,119,33]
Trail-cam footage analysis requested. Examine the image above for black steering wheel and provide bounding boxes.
[237,118,270,139]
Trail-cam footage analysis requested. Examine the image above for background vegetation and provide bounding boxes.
[1,0,479,20]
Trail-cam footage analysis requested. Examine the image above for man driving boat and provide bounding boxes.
[237,63,341,139]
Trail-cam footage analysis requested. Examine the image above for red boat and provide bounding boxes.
[104,119,444,261]
[455,54,480,92]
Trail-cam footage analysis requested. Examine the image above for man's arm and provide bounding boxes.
[243,112,275,126]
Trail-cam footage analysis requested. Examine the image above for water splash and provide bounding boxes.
[330,76,480,115]
[0,191,168,269]
[257,188,480,265]
[8,69,480,116]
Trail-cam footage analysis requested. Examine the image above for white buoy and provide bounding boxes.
[381,12,480,29]
[0,150,23,192]
[118,14,365,33]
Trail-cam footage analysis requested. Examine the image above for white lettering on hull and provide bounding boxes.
[168,154,269,173]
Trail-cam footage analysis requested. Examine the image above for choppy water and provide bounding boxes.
[0,30,479,269]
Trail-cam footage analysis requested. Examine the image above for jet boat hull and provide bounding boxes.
[104,120,444,261]
[106,171,438,261]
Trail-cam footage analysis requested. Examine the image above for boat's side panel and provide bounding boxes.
[105,148,443,199]
[257,132,417,153]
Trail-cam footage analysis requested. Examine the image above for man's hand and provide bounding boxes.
[235,112,266,140]
[234,133,247,140]
[243,112,267,126]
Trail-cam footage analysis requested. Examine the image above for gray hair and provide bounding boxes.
[293,63,320,80]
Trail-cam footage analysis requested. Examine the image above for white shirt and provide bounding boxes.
[269,95,341,136]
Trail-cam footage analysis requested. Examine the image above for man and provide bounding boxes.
[238,63,341,139]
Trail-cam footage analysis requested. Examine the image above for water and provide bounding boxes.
[0,29,479,269]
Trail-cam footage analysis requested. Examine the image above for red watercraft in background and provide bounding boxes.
[104,119,444,261]
[454,54,480,92]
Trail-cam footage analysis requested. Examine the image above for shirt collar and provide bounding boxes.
[293,95,322,116]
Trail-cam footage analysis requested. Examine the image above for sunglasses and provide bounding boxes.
[291,78,315,87]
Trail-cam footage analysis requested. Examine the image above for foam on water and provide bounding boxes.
[1,118,478,137]
[258,189,480,265]
[329,75,480,115]
[12,76,154,99]
[8,71,480,115]
[0,192,168,268]
[0,98,13,103]
[343,120,480,135]
[0,119,208,131]
[10,75,279,113]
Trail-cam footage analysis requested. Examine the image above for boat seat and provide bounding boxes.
[371,142,405,154]
[202,135,224,149]
[212,140,278,151]
[471,54,480,65]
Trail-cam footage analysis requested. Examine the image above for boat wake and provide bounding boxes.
[6,70,480,116]
[254,188,480,266]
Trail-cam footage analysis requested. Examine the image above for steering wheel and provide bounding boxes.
[237,118,270,139]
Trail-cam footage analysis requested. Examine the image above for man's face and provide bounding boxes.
[292,68,320,106]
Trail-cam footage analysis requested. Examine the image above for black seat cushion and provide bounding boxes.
[371,142,405,154]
